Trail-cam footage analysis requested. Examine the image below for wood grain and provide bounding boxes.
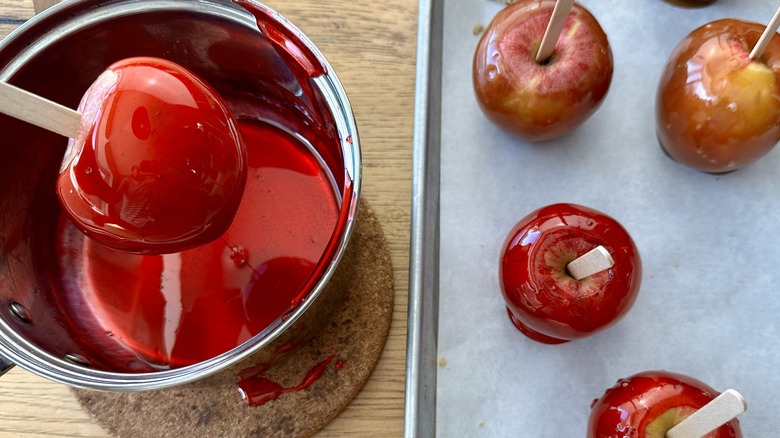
[0,0,32,36]
[0,0,416,436]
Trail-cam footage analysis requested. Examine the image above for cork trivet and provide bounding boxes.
[71,199,393,438]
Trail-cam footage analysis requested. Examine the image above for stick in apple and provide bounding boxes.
[566,245,614,280]
[535,0,577,63]
[0,81,81,138]
[750,4,780,60]
[2,58,249,255]
[666,389,747,438]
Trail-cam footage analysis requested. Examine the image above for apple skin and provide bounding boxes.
[499,203,641,344]
[588,370,743,438]
[473,0,613,141]
[656,19,780,173]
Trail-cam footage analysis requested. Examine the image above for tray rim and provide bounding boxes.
[404,0,443,435]
[403,1,780,436]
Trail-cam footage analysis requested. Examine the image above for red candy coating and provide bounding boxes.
[499,203,641,343]
[56,120,339,368]
[588,370,742,437]
[57,57,247,254]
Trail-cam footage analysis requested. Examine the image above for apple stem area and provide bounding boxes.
[565,246,614,280]
[665,389,747,438]
[750,4,780,60]
[535,0,576,63]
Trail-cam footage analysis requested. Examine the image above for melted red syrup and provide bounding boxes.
[56,120,339,368]
[237,354,335,406]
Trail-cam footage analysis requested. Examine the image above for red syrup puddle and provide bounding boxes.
[237,354,336,406]
[55,120,339,369]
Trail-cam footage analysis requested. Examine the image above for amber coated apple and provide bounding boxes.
[656,19,780,173]
[473,0,613,141]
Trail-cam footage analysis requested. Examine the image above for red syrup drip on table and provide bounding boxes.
[237,354,335,406]
[55,120,339,368]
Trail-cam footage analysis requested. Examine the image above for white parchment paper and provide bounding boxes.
[436,1,780,436]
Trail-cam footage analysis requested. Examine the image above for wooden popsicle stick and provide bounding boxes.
[33,0,60,13]
[566,245,613,280]
[666,389,747,438]
[750,4,780,60]
[0,81,81,138]
[535,0,576,63]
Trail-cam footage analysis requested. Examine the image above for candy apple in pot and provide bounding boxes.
[588,370,745,437]
[499,203,641,344]
[473,0,613,141]
[57,57,247,254]
[0,56,248,254]
[656,17,780,173]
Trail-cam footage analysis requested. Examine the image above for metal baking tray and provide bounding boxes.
[406,0,780,436]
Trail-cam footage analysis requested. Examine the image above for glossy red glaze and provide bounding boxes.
[473,0,612,141]
[499,203,641,343]
[56,121,338,368]
[57,57,247,254]
[588,370,742,437]
[663,0,717,6]
[656,20,780,173]
[237,354,334,406]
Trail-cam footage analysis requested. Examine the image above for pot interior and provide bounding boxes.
[0,0,356,380]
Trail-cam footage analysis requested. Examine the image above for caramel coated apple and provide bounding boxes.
[473,0,613,141]
[656,19,780,173]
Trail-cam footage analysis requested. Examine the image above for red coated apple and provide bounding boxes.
[499,203,641,344]
[588,370,743,437]
[662,0,717,7]
[57,57,247,254]
[656,19,780,173]
[473,0,613,141]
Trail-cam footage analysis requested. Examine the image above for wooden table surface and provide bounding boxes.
[0,0,417,436]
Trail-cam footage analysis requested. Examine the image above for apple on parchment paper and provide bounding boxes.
[588,370,743,438]
[656,19,780,174]
[499,203,641,344]
[473,0,613,142]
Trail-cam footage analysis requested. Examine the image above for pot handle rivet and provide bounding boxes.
[9,301,32,323]
[64,353,90,367]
